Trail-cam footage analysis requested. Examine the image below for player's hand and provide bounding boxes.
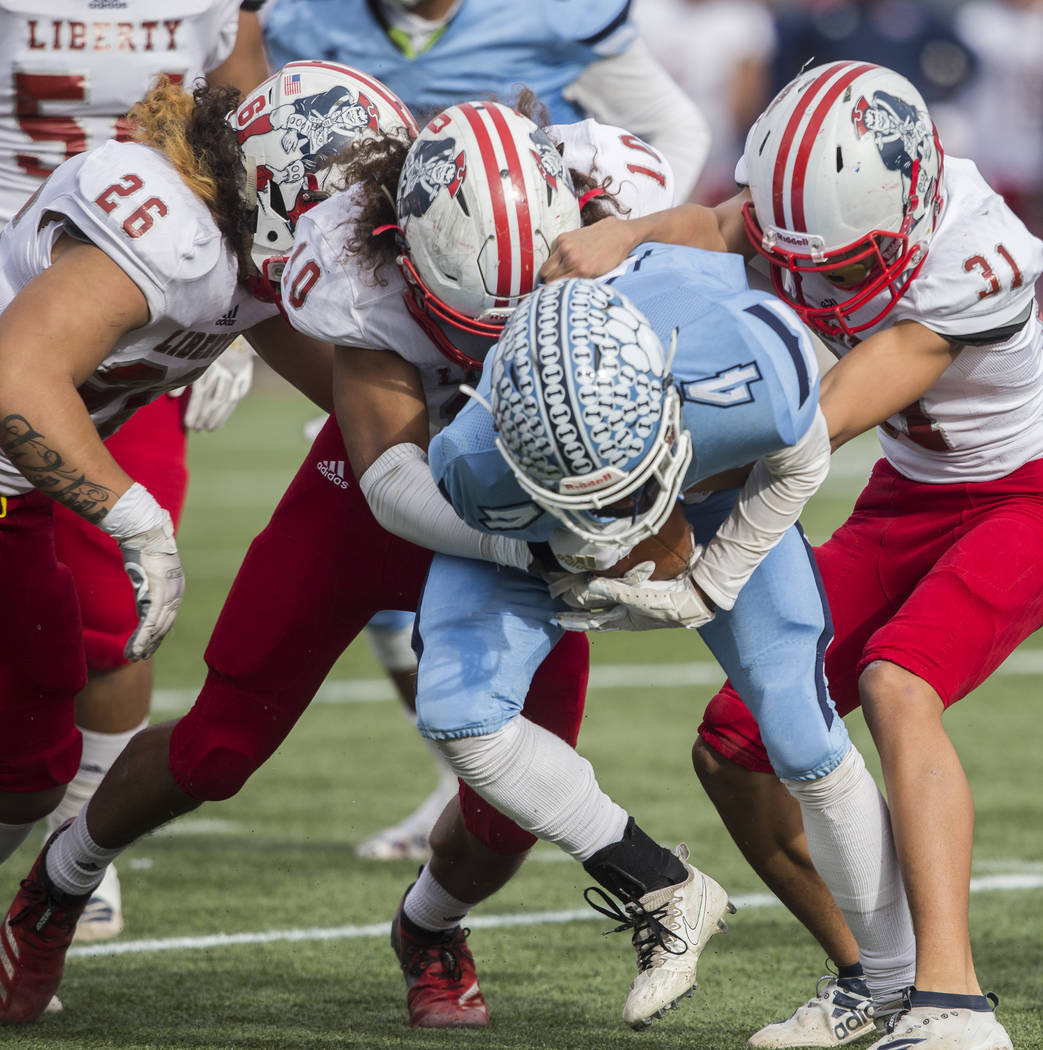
[119,513,185,660]
[538,218,638,284]
[180,336,254,431]
[547,527,634,573]
[100,482,185,660]
[555,552,714,632]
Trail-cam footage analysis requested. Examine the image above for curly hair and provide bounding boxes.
[339,93,622,284]
[127,78,253,274]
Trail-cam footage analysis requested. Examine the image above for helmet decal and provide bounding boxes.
[528,128,571,200]
[851,89,939,241]
[233,61,417,289]
[397,137,469,219]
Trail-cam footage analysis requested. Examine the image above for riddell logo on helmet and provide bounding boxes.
[561,470,615,493]
[773,229,817,250]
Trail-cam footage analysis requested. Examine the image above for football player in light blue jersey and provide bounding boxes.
[263,0,709,197]
[417,247,917,1023]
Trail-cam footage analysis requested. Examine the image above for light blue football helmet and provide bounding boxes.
[489,278,692,545]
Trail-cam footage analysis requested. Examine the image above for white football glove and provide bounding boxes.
[100,483,185,660]
[555,550,714,633]
[547,526,635,574]
[180,337,254,432]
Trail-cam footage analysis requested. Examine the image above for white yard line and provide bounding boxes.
[67,872,1043,960]
[152,649,1043,713]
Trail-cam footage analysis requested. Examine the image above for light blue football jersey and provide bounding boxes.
[264,0,635,124]
[430,242,820,541]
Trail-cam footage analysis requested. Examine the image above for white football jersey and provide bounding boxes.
[283,120,673,434]
[0,0,241,224]
[0,139,276,495]
[737,147,1043,483]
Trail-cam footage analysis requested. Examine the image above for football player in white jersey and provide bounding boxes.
[0,0,270,943]
[0,78,692,1028]
[539,60,1039,1050]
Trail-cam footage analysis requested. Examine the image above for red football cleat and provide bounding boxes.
[0,824,89,1024]
[390,898,489,1028]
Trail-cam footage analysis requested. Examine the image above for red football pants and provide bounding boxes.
[700,456,1043,772]
[52,395,188,672]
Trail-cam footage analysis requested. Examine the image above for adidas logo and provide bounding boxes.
[215,305,239,328]
[317,460,350,489]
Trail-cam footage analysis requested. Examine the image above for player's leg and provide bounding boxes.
[0,419,432,1022]
[413,553,732,1030]
[392,620,589,1027]
[46,395,188,940]
[856,469,1043,1049]
[0,494,86,1022]
[0,493,85,855]
[692,499,914,1008]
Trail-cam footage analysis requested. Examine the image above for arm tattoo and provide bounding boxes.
[1,414,118,523]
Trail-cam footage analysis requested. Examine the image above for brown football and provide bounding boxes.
[603,503,694,580]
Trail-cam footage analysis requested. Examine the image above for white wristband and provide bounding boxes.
[98,482,166,540]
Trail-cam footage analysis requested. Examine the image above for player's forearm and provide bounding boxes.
[692,409,830,610]
[359,442,531,570]
[0,380,132,523]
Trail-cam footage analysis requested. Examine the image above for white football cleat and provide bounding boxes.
[866,989,1013,1050]
[71,864,123,943]
[592,844,733,1029]
[355,776,458,861]
[748,972,875,1047]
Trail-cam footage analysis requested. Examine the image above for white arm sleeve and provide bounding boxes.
[563,37,711,200]
[690,408,831,611]
[358,442,532,571]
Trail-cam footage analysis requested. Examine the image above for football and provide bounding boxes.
[603,503,694,580]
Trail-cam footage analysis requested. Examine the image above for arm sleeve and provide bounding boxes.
[358,442,532,571]
[690,408,830,611]
[562,37,711,200]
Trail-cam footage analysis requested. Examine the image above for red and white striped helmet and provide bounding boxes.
[396,101,581,368]
[741,61,944,340]
[233,60,417,299]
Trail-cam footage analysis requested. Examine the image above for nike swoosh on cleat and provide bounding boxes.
[458,982,482,1005]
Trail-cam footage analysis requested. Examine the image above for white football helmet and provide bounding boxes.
[742,61,944,340]
[232,60,417,300]
[489,278,692,545]
[396,101,582,368]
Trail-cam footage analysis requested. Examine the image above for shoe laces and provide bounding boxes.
[402,926,470,985]
[10,877,79,941]
[583,885,687,973]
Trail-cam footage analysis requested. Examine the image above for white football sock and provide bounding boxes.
[436,717,629,862]
[45,813,123,896]
[0,821,35,865]
[402,865,472,932]
[46,719,148,835]
[782,746,916,1000]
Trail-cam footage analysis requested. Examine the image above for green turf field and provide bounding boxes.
[4,377,1041,1049]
